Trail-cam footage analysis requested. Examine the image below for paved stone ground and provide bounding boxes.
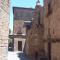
[8,51,19,60]
[8,51,33,60]
[8,51,48,60]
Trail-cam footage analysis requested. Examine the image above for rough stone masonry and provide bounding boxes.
[0,0,9,60]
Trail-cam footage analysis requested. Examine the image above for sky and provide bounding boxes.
[10,0,43,31]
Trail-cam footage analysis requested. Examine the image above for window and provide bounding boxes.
[38,12,41,25]
[48,2,52,16]
[26,23,32,29]
[18,41,22,51]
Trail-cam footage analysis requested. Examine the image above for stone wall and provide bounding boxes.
[25,4,45,58]
[25,24,44,57]
[44,0,60,60]
[44,0,60,39]
[0,0,9,60]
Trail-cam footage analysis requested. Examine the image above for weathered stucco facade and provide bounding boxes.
[0,0,9,60]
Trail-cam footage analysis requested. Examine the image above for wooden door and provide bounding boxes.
[18,41,22,51]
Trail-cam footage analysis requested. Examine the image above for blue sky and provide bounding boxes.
[10,0,43,31]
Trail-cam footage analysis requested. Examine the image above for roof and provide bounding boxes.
[13,7,34,13]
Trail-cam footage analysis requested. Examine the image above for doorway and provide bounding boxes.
[18,41,22,51]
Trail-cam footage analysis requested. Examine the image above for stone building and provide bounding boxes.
[44,0,60,60]
[25,0,45,58]
[25,0,60,59]
[13,7,34,52]
[0,0,9,60]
